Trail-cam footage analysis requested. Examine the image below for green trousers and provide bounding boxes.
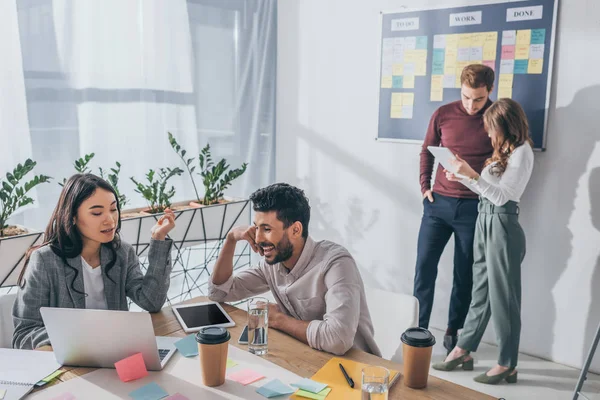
[456,198,526,368]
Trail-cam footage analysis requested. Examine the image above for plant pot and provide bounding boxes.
[0,225,44,287]
[189,199,230,208]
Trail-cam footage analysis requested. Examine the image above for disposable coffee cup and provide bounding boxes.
[195,326,231,387]
[401,327,436,389]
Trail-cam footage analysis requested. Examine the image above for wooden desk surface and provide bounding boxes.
[50,297,494,400]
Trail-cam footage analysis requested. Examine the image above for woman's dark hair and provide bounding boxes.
[249,183,310,239]
[18,174,122,293]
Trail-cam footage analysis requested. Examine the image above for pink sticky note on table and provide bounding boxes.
[166,394,190,400]
[228,369,266,385]
[50,393,77,400]
[114,352,148,382]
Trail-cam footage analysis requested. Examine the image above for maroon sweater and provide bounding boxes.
[420,100,494,199]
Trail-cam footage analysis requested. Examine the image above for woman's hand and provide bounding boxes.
[444,169,462,182]
[450,154,478,179]
[151,208,176,240]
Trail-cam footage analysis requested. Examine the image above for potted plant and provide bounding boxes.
[130,167,184,214]
[0,159,51,286]
[168,132,247,207]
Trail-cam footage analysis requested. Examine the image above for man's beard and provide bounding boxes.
[261,232,294,265]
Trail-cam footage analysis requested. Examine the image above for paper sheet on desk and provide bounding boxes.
[28,346,303,400]
[0,349,61,400]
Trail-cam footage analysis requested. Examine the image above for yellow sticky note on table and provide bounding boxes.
[471,33,485,47]
[381,76,392,88]
[392,64,404,76]
[391,93,403,106]
[499,74,514,88]
[430,88,444,102]
[431,75,443,90]
[293,387,332,400]
[403,74,415,89]
[498,87,513,99]
[515,44,529,60]
[516,29,531,46]
[528,58,544,74]
[391,105,403,118]
[458,33,473,48]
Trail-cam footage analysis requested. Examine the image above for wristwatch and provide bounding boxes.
[469,175,480,185]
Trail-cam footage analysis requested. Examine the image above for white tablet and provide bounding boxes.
[427,146,469,179]
[172,301,236,333]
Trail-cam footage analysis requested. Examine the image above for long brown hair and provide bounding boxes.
[18,174,122,292]
[483,98,533,175]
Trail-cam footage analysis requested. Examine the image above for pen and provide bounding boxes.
[339,363,355,388]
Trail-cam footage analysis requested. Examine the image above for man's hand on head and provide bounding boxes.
[227,225,264,256]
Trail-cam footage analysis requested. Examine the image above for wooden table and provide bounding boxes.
[46,297,493,400]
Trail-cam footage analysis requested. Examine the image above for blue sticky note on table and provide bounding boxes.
[531,29,546,45]
[514,59,529,74]
[174,335,198,357]
[256,379,295,398]
[290,378,327,394]
[129,382,169,400]
[392,76,403,88]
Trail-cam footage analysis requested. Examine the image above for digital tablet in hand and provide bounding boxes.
[172,301,236,333]
[427,146,469,179]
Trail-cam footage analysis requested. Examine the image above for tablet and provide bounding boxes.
[427,146,469,179]
[172,302,236,333]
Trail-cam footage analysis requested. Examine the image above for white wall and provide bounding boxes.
[277,0,600,372]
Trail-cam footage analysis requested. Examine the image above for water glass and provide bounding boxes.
[247,297,269,355]
[361,366,390,400]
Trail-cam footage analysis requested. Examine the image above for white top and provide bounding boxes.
[81,257,108,310]
[462,142,534,206]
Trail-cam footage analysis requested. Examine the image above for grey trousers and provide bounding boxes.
[456,198,526,368]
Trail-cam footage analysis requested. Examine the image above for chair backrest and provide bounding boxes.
[0,293,17,348]
[364,287,419,363]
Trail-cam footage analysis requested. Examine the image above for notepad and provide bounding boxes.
[294,387,332,400]
[114,353,148,382]
[0,349,61,400]
[228,369,266,385]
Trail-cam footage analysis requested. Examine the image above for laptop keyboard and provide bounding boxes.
[158,349,170,361]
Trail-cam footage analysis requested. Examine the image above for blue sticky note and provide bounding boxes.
[392,76,403,88]
[432,60,444,75]
[433,49,445,63]
[129,382,169,400]
[514,59,528,74]
[256,379,295,398]
[291,378,327,394]
[174,335,198,357]
[531,29,546,45]
[416,36,428,50]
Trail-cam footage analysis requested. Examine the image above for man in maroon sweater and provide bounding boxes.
[414,64,494,354]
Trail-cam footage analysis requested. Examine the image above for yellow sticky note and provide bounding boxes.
[484,31,498,44]
[455,74,462,88]
[445,34,459,48]
[431,75,443,90]
[415,49,428,63]
[402,92,415,105]
[456,61,470,74]
[515,44,529,60]
[404,50,417,63]
[483,42,497,60]
[445,47,458,63]
[498,87,513,99]
[392,64,404,76]
[415,61,427,76]
[381,76,392,88]
[444,65,456,76]
[499,74,514,88]
[391,105,403,118]
[430,88,444,102]
[458,33,473,48]
[471,33,485,47]
[528,58,544,74]
[403,74,415,89]
[516,30,531,46]
[391,93,403,106]
[226,358,238,368]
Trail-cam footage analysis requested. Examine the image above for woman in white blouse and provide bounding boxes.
[431,98,534,385]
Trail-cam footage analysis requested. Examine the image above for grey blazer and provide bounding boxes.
[12,238,173,350]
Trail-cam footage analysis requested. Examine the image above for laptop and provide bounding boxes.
[40,307,177,371]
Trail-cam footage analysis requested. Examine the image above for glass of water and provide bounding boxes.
[247,297,269,355]
[362,366,390,400]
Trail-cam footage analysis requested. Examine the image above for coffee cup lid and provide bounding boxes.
[401,327,436,348]
[195,326,231,345]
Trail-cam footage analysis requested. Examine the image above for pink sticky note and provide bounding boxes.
[114,352,148,382]
[483,60,496,71]
[166,394,190,400]
[50,393,77,400]
[501,45,515,59]
[228,369,266,385]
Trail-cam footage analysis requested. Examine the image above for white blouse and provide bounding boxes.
[81,257,108,310]
[462,142,534,206]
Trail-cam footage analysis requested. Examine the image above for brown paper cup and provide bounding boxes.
[198,340,230,387]
[400,327,436,389]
